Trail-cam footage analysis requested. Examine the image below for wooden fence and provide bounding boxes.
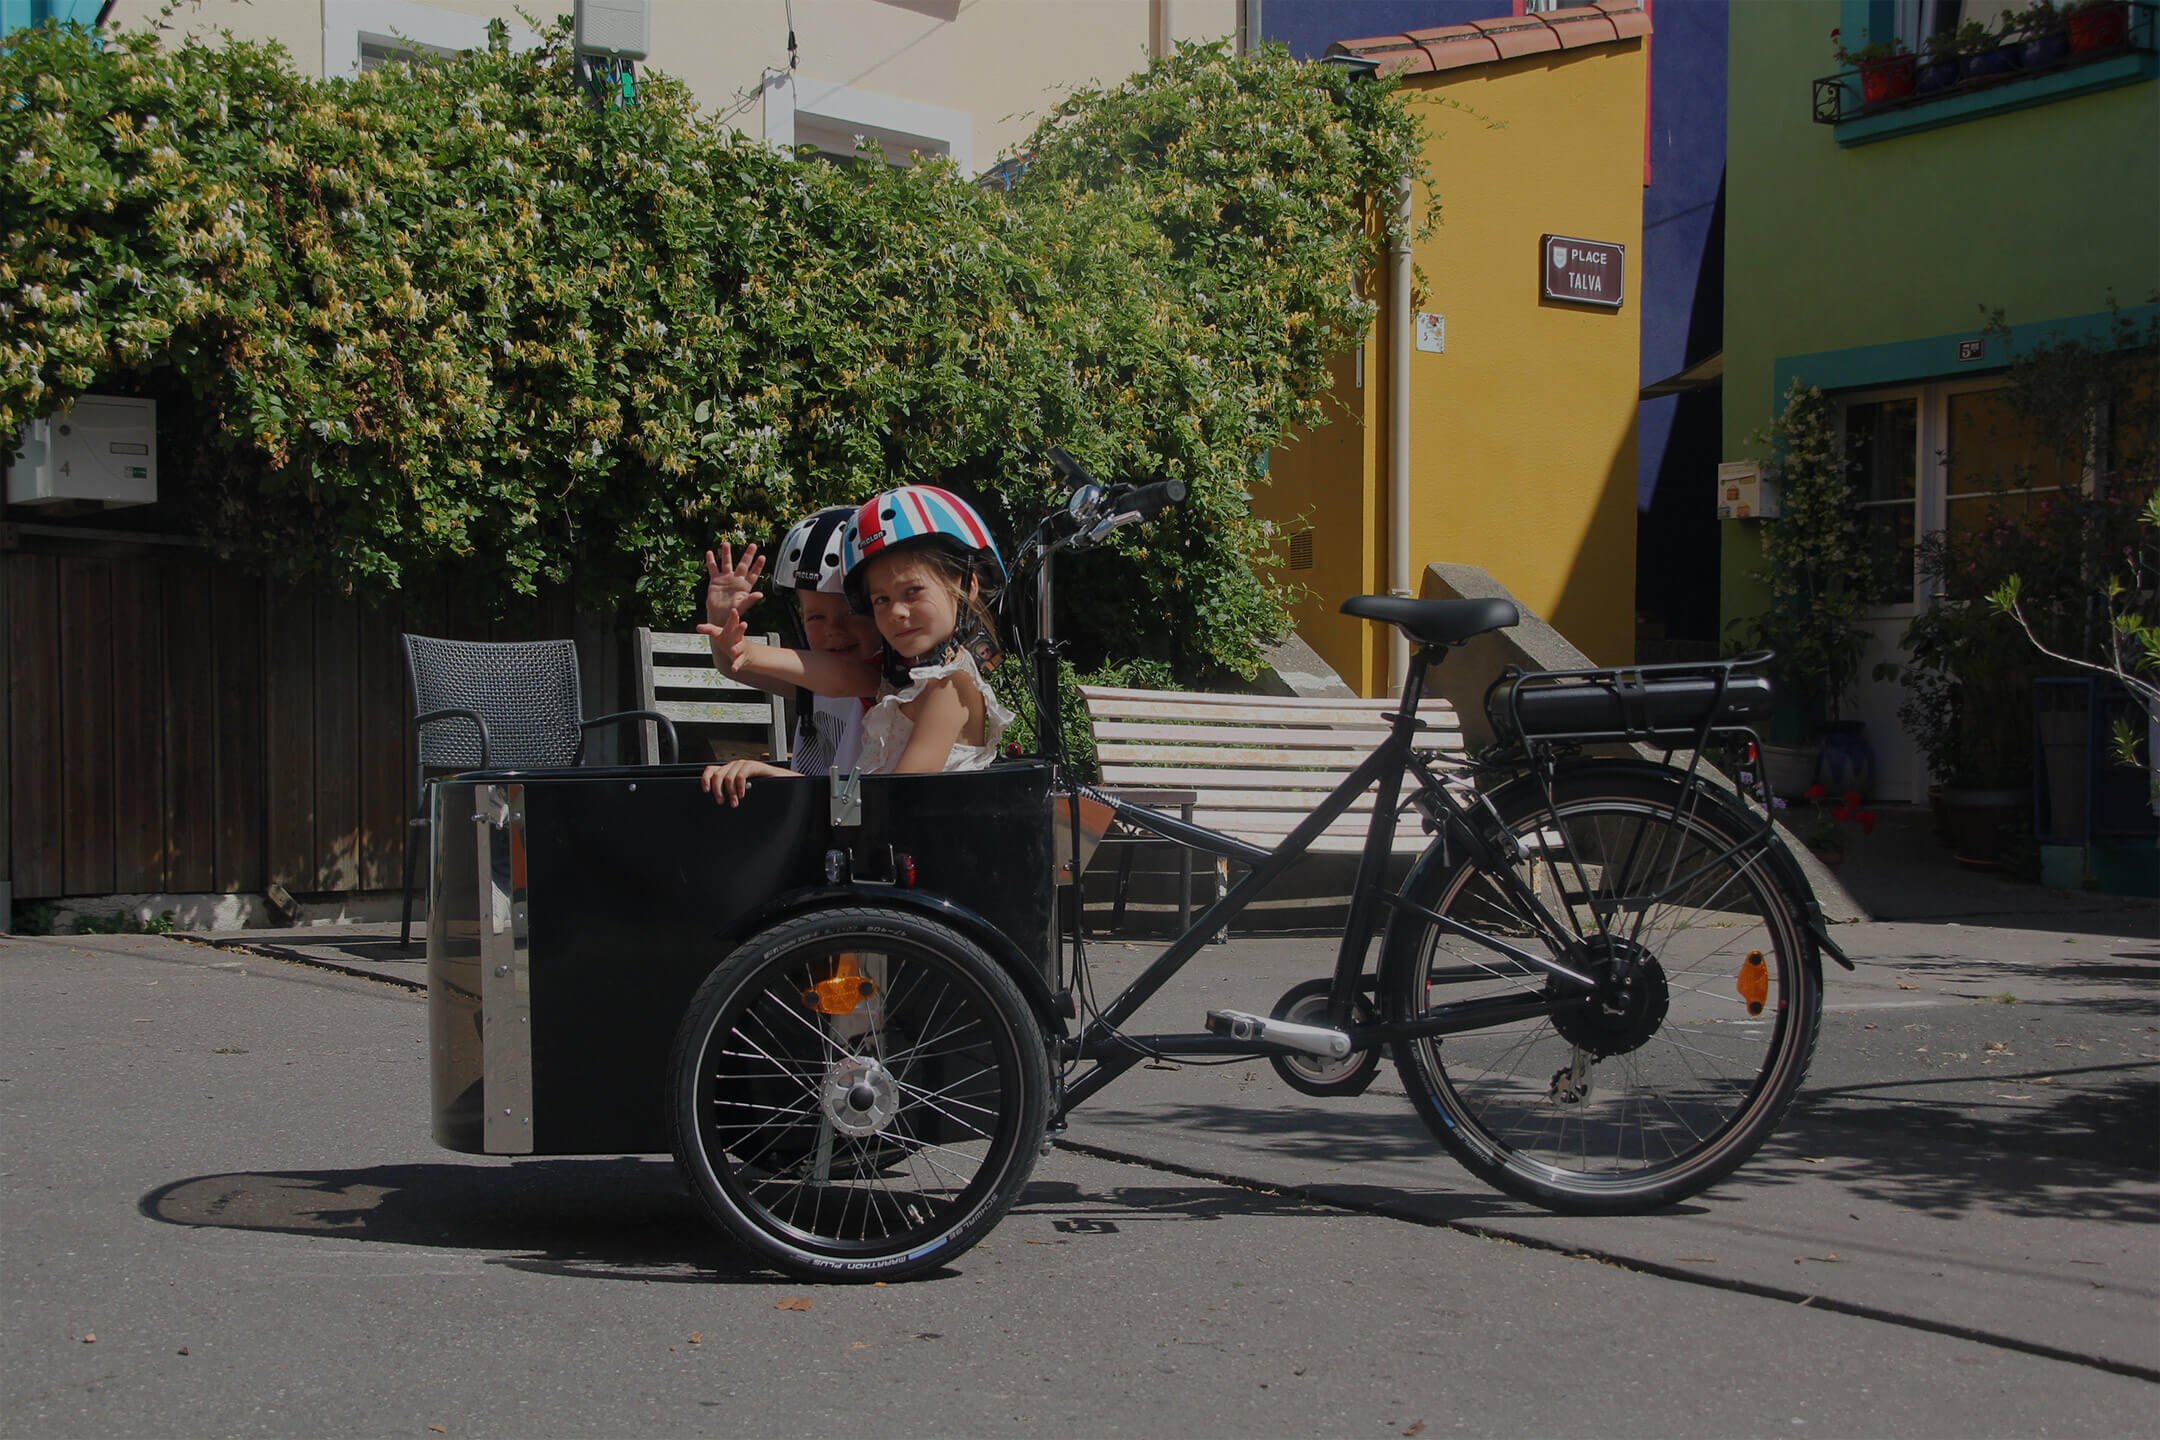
[4,541,596,901]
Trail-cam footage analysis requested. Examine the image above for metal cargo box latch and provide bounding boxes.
[829,764,864,828]
[475,784,518,829]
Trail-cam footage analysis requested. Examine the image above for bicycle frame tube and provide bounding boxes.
[1053,648,1602,1119]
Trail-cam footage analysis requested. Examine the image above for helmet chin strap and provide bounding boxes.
[880,613,1001,689]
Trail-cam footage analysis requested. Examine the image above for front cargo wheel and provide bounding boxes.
[669,907,1050,1281]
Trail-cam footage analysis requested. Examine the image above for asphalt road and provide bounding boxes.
[2,925,2155,1438]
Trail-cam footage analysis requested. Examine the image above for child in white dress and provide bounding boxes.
[700,485,1011,805]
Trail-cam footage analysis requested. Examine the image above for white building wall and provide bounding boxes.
[99,0,1240,175]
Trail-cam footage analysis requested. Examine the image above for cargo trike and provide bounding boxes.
[427,461,1849,1281]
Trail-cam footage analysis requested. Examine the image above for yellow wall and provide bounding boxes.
[1262,41,1646,692]
[1263,338,1388,690]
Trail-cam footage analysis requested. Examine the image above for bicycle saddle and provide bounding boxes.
[1340,595,1520,647]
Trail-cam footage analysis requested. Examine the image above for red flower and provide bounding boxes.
[1842,790,1863,808]
[1804,783,1828,801]
[1832,805,1853,823]
[1860,810,1878,836]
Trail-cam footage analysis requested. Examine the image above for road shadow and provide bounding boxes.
[137,1155,1381,1280]
[1727,1063,2160,1222]
[1866,951,2160,1017]
[139,1158,771,1283]
[1067,1098,1710,1223]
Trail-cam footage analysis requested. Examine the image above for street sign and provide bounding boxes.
[1540,234,1625,310]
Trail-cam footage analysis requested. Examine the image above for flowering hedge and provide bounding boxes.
[0,20,1425,677]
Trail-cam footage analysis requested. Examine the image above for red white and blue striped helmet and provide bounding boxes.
[842,485,1005,602]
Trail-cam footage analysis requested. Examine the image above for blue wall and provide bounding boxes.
[1258,0,1511,59]
[1,0,107,35]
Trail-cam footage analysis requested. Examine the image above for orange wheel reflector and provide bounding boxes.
[803,958,876,1014]
[1736,950,1768,1016]
[804,954,877,1016]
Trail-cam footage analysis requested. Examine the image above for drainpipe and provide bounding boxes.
[1149,0,1172,57]
[1388,178,1413,691]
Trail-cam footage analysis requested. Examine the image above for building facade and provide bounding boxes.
[1720,0,2158,804]
[1257,3,1653,691]
[93,0,1237,174]
[1259,0,1731,687]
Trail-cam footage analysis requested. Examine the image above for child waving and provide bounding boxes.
[701,506,882,778]
[701,485,1012,805]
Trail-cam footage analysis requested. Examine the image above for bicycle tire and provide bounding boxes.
[669,906,1050,1281]
[1382,764,1822,1212]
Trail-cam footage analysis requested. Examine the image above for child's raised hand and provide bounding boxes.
[697,602,755,673]
[703,542,766,627]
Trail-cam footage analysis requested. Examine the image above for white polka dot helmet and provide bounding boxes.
[773,505,854,595]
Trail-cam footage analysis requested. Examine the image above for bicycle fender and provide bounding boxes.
[1432,760,1854,974]
[712,883,1072,1032]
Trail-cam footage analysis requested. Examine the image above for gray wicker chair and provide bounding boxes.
[399,635,678,945]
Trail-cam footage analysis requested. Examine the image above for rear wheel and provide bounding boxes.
[1384,767,1822,1212]
[669,907,1049,1280]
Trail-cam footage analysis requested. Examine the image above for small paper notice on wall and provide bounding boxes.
[1416,312,1445,354]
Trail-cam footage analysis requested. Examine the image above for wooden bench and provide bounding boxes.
[1078,684,1467,926]
[631,627,790,765]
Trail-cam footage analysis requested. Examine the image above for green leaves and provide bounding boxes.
[1,23,1423,679]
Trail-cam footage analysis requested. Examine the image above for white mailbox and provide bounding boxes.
[6,396,158,508]
[1715,459,1777,521]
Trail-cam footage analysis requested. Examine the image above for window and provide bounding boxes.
[762,70,973,173]
[1844,396,1920,603]
[359,37,453,72]
[1899,0,2016,51]
[1836,372,2136,607]
[323,0,541,82]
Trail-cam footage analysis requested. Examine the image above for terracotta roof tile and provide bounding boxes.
[1327,2,1647,76]
[1548,11,1619,47]
[1487,24,1560,60]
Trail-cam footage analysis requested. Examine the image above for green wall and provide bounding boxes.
[1721,0,2160,623]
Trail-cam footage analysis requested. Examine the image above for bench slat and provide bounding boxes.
[1095,720,1432,749]
[650,632,718,656]
[1097,742,1377,769]
[1080,684,1443,711]
[1100,780,1379,811]
[1084,698,1461,729]
[659,699,780,725]
[1190,805,1415,834]
[654,665,770,695]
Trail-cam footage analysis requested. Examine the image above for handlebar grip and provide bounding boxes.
[1124,478,1186,519]
[1047,447,1095,488]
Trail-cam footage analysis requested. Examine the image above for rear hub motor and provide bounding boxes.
[1548,936,1669,1060]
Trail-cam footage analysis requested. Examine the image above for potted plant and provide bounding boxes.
[1833,27,1918,104]
[1920,20,1994,92]
[1730,382,1876,797]
[1798,785,1878,866]
[2009,0,2072,66]
[1888,577,2037,867]
[2064,0,2131,52]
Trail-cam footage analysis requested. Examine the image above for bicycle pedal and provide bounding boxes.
[1205,1008,1351,1059]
